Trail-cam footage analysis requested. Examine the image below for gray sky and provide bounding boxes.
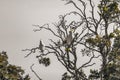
[0,0,102,80]
[0,0,76,80]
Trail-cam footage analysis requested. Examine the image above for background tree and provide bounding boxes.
[106,30,120,80]
[24,0,120,80]
[0,51,30,80]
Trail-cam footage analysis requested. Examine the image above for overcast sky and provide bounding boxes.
[0,0,103,80]
[0,0,76,80]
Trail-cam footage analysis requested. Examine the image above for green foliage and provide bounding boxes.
[109,33,115,38]
[88,36,120,79]
[100,31,120,80]
[98,0,120,21]
[103,63,120,80]
[0,51,30,80]
[62,72,72,80]
[89,69,100,79]
[86,35,111,48]
[39,57,50,67]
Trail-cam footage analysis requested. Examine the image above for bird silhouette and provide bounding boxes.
[66,31,73,45]
[39,40,44,53]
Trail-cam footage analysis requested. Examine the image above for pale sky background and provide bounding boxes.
[0,0,75,80]
[0,0,101,80]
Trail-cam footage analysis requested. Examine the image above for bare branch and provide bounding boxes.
[30,64,42,80]
[22,47,39,58]
[78,52,101,70]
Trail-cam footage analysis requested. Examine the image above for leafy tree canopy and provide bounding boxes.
[0,51,30,80]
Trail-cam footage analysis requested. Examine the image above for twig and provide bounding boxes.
[30,64,42,80]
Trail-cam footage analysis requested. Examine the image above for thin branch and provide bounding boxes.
[22,47,39,57]
[33,24,62,39]
[66,0,84,16]
[78,52,101,70]
[30,64,42,80]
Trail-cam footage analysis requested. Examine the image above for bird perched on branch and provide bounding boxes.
[39,40,44,53]
[63,31,73,45]
[67,31,73,45]
[63,31,73,52]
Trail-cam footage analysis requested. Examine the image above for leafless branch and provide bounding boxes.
[78,52,101,70]
[22,47,39,57]
[30,64,42,80]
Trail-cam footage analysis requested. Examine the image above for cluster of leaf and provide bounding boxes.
[39,57,50,67]
[86,29,120,80]
[107,30,120,79]
[0,51,30,80]
[61,72,71,80]
[86,35,111,48]
[103,63,120,80]
[98,0,120,21]
[62,69,86,80]
[89,69,100,79]
[86,29,120,48]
